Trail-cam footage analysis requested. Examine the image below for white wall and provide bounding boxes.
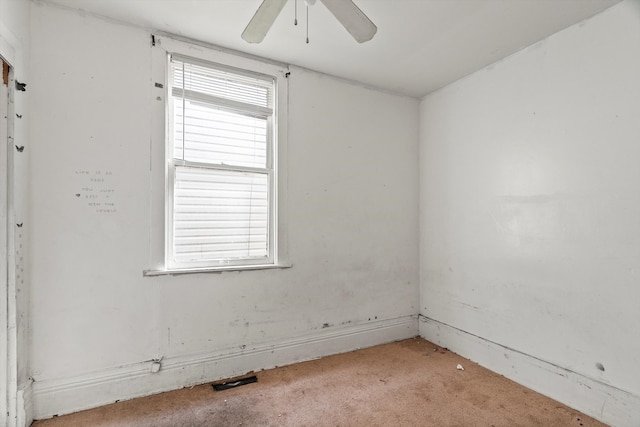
[419,1,640,426]
[28,2,419,419]
[0,0,29,54]
[0,0,31,425]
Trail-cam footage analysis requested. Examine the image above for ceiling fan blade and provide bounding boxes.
[242,0,289,43]
[319,0,377,43]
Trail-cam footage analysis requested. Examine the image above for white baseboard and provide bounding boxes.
[419,315,640,427]
[32,315,418,420]
[17,381,33,427]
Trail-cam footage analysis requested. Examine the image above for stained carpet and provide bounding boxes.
[32,337,605,427]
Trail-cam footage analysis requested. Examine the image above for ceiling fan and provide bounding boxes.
[242,0,377,44]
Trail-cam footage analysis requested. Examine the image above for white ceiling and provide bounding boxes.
[42,0,620,97]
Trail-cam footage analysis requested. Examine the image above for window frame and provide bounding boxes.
[145,35,290,276]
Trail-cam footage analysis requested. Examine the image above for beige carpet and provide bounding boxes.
[32,338,605,426]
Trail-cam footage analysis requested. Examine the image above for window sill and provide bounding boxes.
[143,263,292,277]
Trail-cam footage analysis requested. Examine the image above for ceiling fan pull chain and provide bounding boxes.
[294,0,298,26]
[306,4,309,44]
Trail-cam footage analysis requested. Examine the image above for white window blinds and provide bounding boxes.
[169,55,275,266]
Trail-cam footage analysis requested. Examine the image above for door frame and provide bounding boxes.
[1,37,19,427]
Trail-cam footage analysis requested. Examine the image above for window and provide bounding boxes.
[165,53,283,271]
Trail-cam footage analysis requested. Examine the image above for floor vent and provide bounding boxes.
[212,375,258,391]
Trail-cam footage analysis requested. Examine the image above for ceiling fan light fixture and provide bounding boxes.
[242,0,377,44]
